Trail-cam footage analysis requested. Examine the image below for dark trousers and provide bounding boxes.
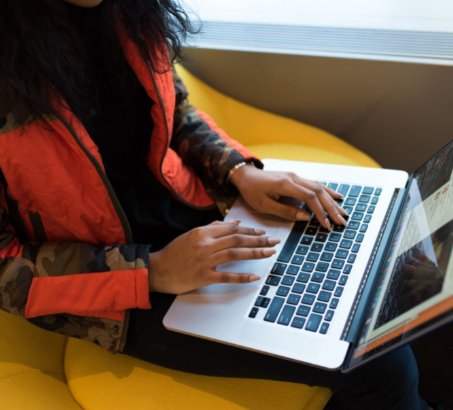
[122,292,429,410]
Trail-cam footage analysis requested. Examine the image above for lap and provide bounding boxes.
[122,293,428,410]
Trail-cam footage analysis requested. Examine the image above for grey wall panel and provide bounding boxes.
[182,48,453,174]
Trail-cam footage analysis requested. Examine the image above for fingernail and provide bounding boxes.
[296,211,311,221]
[263,248,277,256]
[268,237,281,245]
[325,218,332,232]
[254,229,266,235]
[249,275,261,282]
[337,214,348,226]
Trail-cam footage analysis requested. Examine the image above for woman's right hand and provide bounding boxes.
[147,220,281,294]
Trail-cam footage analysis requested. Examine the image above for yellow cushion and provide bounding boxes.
[65,337,331,410]
[0,310,82,410]
[177,66,380,169]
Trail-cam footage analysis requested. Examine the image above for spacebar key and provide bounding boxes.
[277,221,308,262]
[264,297,285,322]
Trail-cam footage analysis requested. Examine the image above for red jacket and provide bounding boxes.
[0,33,261,353]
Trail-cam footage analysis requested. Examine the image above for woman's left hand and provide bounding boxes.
[230,165,348,230]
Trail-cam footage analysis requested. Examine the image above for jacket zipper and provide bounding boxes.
[143,58,216,211]
[55,113,134,352]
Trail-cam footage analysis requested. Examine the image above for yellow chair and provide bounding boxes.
[0,66,379,410]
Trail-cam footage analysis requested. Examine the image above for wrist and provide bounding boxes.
[148,252,161,293]
[229,163,258,188]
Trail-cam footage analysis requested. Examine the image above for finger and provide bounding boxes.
[259,197,312,221]
[322,185,344,199]
[206,223,266,238]
[211,234,281,252]
[211,246,276,266]
[209,271,261,284]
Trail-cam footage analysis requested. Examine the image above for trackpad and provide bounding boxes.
[238,322,322,358]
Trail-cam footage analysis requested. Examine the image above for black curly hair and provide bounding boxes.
[0,0,198,124]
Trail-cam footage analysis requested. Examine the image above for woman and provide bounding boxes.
[0,1,436,409]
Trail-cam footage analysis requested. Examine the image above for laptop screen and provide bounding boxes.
[347,138,453,370]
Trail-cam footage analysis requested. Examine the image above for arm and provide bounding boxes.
[0,182,151,348]
[170,69,263,193]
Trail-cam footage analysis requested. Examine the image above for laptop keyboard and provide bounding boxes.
[248,183,382,335]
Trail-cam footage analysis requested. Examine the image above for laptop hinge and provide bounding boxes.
[341,188,406,343]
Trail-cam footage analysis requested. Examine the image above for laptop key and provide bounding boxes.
[262,298,271,308]
[351,212,364,221]
[344,230,356,239]
[297,305,311,316]
[327,269,340,280]
[306,227,317,236]
[313,302,327,313]
[325,310,334,321]
[338,184,350,196]
[291,255,304,265]
[333,224,346,232]
[286,265,299,275]
[287,294,301,305]
[302,262,315,272]
[292,283,306,294]
[359,224,368,233]
[356,203,367,212]
[307,283,320,294]
[315,233,328,243]
[336,249,348,259]
[291,317,306,329]
[255,297,264,307]
[309,218,321,227]
[318,291,332,302]
[348,221,360,230]
[329,233,342,242]
[340,239,353,249]
[343,206,353,215]
[367,205,376,214]
[352,244,361,253]
[328,182,338,191]
[297,272,310,283]
[306,314,323,332]
[271,263,287,275]
[249,307,259,318]
[277,305,296,326]
[264,297,285,322]
[260,285,270,296]
[302,294,316,305]
[359,195,371,203]
[320,252,333,262]
[334,286,344,297]
[311,242,324,252]
[332,259,345,269]
[339,275,348,286]
[375,188,382,196]
[330,298,340,309]
[266,276,281,286]
[371,196,379,204]
[315,262,329,272]
[356,233,365,243]
[311,272,325,283]
[363,187,374,195]
[282,275,295,286]
[364,214,372,223]
[277,221,307,262]
[307,252,319,262]
[322,280,336,291]
[296,245,309,255]
[320,323,330,334]
[301,236,314,246]
[345,197,356,206]
[344,264,353,274]
[276,285,290,297]
[348,185,362,197]
[325,242,338,251]
[347,254,357,264]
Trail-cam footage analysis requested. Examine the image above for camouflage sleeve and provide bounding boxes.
[170,69,263,193]
[0,183,151,350]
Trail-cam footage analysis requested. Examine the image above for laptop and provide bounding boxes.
[164,139,453,372]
